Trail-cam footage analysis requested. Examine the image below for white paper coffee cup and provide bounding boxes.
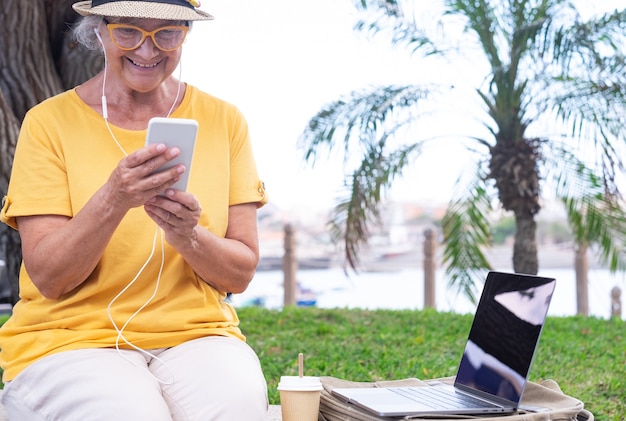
[277,376,323,421]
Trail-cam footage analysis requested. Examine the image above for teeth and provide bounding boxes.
[131,59,158,68]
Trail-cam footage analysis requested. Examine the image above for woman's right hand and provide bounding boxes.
[104,143,186,210]
[16,143,187,299]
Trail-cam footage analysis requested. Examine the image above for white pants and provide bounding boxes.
[1,336,269,420]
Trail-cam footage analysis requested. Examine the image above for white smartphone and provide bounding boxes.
[145,117,198,193]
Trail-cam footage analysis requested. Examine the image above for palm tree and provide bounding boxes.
[299,0,626,302]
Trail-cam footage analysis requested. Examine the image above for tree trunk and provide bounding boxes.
[0,0,63,119]
[0,0,60,305]
[0,89,21,303]
[0,93,20,196]
[490,136,541,277]
[0,0,100,304]
[512,214,538,275]
[575,244,589,316]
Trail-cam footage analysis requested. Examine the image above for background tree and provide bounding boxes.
[0,0,102,304]
[299,0,626,302]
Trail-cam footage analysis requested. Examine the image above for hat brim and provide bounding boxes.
[72,1,214,21]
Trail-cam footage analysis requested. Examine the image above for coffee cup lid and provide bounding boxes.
[277,376,323,391]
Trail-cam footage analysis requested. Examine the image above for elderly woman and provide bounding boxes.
[0,0,269,419]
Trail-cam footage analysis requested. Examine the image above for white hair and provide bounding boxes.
[72,16,105,52]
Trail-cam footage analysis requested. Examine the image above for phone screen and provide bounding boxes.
[145,117,198,193]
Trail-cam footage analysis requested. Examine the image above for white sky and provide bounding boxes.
[181,0,623,214]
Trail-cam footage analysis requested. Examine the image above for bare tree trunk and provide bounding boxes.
[575,244,589,316]
[0,0,61,305]
[0,0,100,304]
[0,93,20,193]
[490,136,541,277]
[0,91,22,305]
[0,0,63,119]
[513,214,538,275]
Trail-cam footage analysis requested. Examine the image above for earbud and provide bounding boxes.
[94,27,104,45]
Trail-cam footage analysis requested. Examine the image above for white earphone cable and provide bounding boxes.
[106,227,174,385]
[94,22,184,384]
[94,26,183,156]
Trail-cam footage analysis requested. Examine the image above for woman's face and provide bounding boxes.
[96,18,186,94]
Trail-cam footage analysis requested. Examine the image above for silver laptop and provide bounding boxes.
[332,271,557,417]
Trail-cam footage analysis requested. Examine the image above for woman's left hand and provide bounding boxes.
[144,189,202,248]
[143,194,259,293]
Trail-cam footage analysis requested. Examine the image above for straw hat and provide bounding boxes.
[72,0,214,21]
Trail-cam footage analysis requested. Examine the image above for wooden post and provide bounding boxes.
[574,245,589,316]
[611,287,622,319]
[423,228,436,309]
[283,224,297,306]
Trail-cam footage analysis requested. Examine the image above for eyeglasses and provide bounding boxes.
[103,20,189,52]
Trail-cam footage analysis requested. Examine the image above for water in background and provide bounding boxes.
[231,268,626,320]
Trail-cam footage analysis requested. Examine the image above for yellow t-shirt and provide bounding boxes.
[0,85,268,381]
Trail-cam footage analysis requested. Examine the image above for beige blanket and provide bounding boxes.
[317,376,593,421]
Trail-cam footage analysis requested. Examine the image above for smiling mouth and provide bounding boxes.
[128,58,161,68]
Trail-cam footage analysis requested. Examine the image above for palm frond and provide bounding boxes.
[298,84,431,165]
[441,172,494,303]
[444,0,501,69]
[551,73,626,190]
[546,9,626,149]
[329,142,422,269]
[563,195,626,271]
[545,149,626,271]
[550,8,626,69]
[352,0,440,55]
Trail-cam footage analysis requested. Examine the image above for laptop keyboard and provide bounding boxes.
[390,386,499,410]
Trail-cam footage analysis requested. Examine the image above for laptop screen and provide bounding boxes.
[454,271,556,405]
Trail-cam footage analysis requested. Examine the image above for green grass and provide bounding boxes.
[0,309,622,419]
[238,306,625,420]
